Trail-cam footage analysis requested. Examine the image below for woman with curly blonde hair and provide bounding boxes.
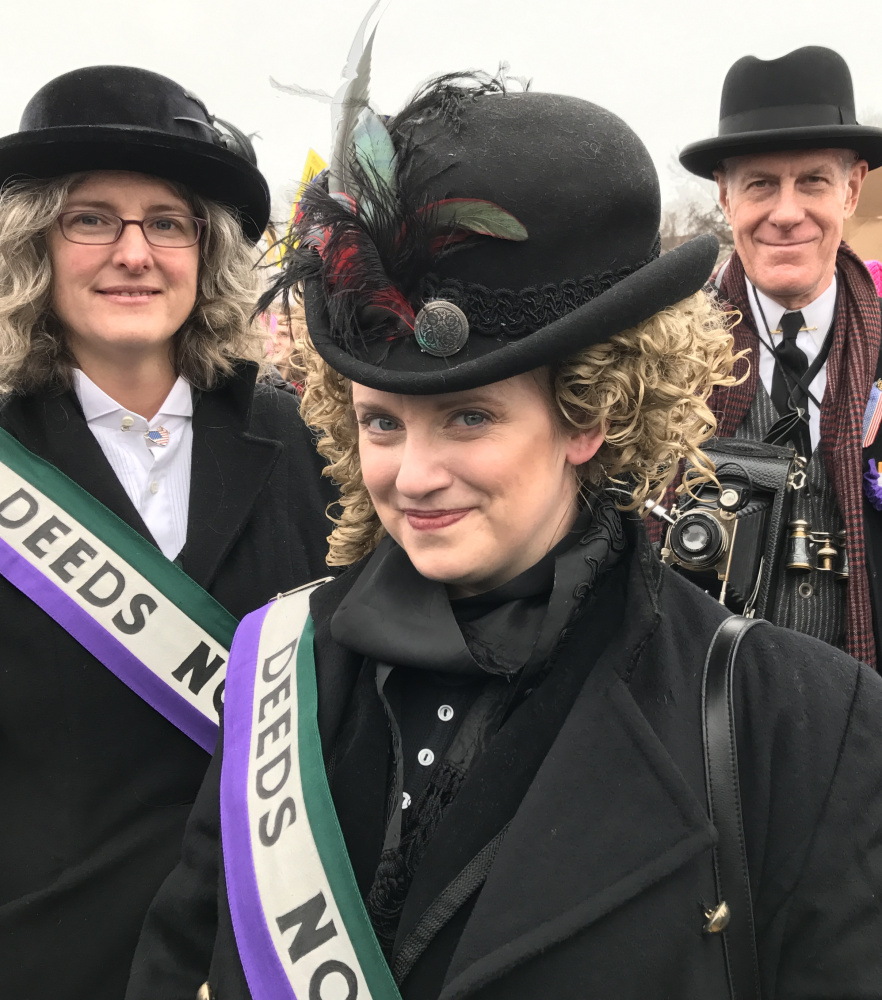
[131,75,882,1000]
[300,289,737,567]
[0,66,334,1000]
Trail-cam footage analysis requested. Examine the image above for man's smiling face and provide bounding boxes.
[716,148,867,309]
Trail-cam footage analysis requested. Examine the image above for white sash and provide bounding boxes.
[221,582,402,1000]
[0,428,235,750]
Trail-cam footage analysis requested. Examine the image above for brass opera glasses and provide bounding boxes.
[785,520,849,579]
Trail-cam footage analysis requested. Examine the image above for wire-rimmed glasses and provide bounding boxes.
[57,211,207,248]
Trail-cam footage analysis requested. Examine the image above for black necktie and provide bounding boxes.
[770,310,809,416]
[769,310,812,455]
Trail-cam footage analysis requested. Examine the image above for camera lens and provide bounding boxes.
[681,521,712,553]
[668,511,726,569]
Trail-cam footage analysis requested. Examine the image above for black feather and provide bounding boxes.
[260,70,531,351]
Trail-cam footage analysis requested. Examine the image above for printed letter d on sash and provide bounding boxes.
[0,488,38,528]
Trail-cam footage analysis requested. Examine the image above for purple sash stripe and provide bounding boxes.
[0,538,218,753]
[220,603,298,1000]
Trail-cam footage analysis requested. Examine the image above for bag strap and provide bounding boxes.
[702,616,763,1000]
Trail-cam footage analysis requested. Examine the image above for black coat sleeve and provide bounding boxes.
[125,725,224,1000]
[772,662,882,997]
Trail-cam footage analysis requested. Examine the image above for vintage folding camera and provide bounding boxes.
[653,439,804,618]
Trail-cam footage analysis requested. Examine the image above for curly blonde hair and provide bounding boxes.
[0,173,263,393]
[300,289,743,566]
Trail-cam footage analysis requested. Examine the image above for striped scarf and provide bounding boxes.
[715,245,881,666]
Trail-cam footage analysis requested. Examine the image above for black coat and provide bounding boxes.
[127,520,882,1000]
[0,363,335,1000]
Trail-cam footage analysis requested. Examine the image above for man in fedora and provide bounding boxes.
[675,45,882,667]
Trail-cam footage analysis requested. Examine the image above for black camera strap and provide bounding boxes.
[749,282,835,415]
[702,615,764,1000]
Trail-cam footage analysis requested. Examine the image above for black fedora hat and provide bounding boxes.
[0,65,270,242]
[286,80,717,395]
[680,46,882,179]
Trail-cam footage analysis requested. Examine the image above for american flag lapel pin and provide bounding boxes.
[862,380,882,448]
[145,426,170,447]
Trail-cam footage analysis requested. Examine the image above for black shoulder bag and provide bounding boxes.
[702,616,763,1000]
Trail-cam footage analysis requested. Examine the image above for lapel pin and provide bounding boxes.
[862,379,882,448]
[145,426,170,447]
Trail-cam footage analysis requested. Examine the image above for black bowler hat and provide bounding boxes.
[680,46,882,179]
[0,65,270,242]
[280,77,717,394]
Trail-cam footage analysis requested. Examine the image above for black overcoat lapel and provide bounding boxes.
[436,658,716,1000]
[432,539,715,999]
[0,388,156,544]
[310,571,368,754]
[181,363,281,590]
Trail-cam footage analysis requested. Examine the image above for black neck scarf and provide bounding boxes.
[331,494,625,678]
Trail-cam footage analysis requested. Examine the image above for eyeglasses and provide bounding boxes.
[57,211,207,248]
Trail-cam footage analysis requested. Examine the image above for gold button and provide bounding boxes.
[703,900,731,933]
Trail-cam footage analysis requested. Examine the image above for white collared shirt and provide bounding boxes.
[746,276,837,452]
[73,370,193,560]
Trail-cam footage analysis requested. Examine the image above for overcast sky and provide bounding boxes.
[2,0,880,221]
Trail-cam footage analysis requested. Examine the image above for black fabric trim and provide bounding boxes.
[392,825,509,983]
[420,235,662,338]
[719,102,856,135]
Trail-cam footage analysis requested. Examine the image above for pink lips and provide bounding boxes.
[403,509,471,531]
[97,287,160,304]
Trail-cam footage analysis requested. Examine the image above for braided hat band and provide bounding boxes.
[420,235,662,339]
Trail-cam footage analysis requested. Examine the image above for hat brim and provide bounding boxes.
[304,234,719,395]
[679,124,882,180]
[0,126,270,242]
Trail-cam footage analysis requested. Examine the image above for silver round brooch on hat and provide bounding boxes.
[414,300,469,357]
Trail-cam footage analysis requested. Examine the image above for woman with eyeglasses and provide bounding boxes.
[0,66,334,1000]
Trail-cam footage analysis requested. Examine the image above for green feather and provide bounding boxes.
[431,199,528,240]
[352,108,398,193]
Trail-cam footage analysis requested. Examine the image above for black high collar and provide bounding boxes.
[329,500,624,678]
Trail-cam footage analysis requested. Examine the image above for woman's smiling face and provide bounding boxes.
[352,372,603,597]
[47,170,200,368]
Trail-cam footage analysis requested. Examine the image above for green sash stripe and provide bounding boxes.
[297,616,404,998]
[0,426,236,646]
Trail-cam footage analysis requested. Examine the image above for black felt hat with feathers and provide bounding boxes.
[272,64,717,394]
[0,65,270,243]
